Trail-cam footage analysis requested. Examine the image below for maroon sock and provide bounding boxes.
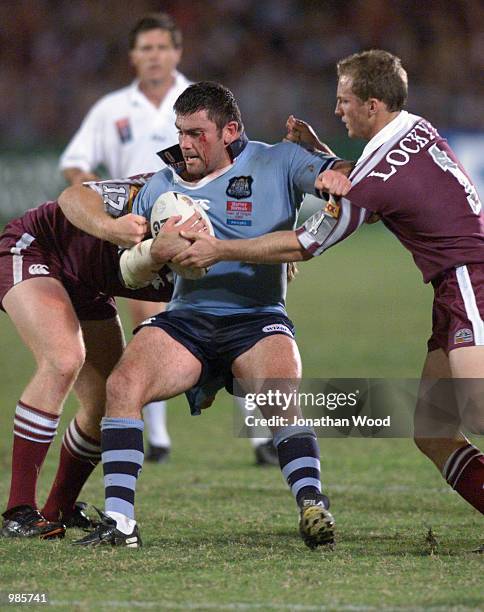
[6,401,59,511]
[42,418,100,521]
[442,444,484,514]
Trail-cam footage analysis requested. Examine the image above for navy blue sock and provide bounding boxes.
[276,434,321,506]
[101,417,144,520]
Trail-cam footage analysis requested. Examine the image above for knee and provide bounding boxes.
[461,409,484,436]
[39,345,85,384]
[106,364,144,416]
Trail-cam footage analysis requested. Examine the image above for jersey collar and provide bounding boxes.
[358,110,420,163]
[156,131,249,175]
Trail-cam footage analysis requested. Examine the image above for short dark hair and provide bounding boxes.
[129,13,182,50]
[173,82,243,132]
[337,49,408,112]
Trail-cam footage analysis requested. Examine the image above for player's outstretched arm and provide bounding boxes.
[58,185,148,248]
[172,230,310,268]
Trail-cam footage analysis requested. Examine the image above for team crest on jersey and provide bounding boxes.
[115,118,132,144]
[454,328,473,344]
[226,176,253,199]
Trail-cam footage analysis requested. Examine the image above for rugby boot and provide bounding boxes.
[1,505,65,539]
[298,493,335,550]
[254,440,279,466]
[146,444,170,464]
[63,502,99,530]
[72,508,142,548]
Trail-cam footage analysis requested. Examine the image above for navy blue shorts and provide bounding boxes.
[134,310,295,414]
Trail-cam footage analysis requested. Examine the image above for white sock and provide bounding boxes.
[143,401,171,448]
[106,511,137,535]
[250,437,273,449]
[234,396,271,448]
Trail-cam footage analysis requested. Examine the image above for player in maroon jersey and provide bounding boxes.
[0,179,202,539]
[172,50,484,521]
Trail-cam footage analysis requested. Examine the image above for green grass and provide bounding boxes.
[0,225,482,611]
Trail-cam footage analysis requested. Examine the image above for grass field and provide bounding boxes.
[0,224,482,611]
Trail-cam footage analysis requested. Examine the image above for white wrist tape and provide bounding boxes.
[119,238,159,289]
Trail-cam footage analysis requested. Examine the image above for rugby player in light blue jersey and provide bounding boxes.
[76,82,349,549]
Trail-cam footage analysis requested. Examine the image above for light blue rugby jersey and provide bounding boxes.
[133,139,336,316]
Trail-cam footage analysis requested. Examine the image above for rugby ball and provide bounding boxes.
[150,191,214,280]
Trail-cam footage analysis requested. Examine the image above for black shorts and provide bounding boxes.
[134,309,296,414]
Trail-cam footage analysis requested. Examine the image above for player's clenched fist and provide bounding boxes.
[315,169,352,197]
[108,213,148,248]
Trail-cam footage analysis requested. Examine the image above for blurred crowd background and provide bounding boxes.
[1,0,482,149]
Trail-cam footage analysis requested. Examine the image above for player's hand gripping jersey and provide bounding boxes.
[134,136,338,315]
[297,111,484,282]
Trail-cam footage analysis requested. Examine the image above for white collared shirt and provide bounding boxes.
[59,71,191,177]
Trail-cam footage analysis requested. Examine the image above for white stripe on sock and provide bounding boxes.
[66,421,101,454]
[16,405,58,430]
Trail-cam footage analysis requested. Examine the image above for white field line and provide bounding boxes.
[48,602,474,612]
[189,482,452,494]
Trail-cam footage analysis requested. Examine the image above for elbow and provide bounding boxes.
[57,186,74,210]
[58,184,89,211]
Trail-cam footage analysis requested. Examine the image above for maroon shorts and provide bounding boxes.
[0,221,117,320]
[428,263,484,353]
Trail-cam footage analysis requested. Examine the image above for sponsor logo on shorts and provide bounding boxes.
[454,328,473,344]
[262,324,293,336]
[141,317,157,326]
[28,264,49,275]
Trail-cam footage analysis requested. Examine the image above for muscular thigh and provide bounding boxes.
[2,277,83,361]
[232,334,302,379]
[110,326,202,405]
[231,334,302,422]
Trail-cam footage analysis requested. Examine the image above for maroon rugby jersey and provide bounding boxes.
[15,199,172,302]
[297,112,484,282]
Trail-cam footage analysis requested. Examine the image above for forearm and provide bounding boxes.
[219,231,309,264]
[62,167,100,185]
[58,185,117,241]
[120,239,160,289]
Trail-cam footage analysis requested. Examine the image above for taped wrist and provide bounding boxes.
[119,238,158,289]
